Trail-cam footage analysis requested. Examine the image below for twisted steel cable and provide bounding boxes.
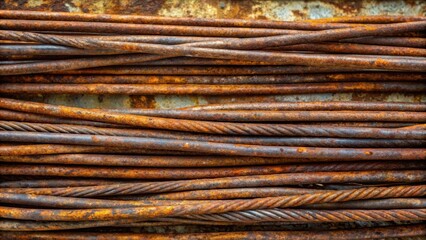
[185,209,426,223]
[2,21,426,51]
[1,121,426,150]
[0,30,102,49]
[1,131,424,160]
[0,185,423,216]
[2,173,423,197]
[0,120,426,141]
[2,25,426,75]
[0,121,116,136]
[0,98,425,138]
[1,185,426,215]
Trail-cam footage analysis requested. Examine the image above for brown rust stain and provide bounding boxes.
[0,0,424,108]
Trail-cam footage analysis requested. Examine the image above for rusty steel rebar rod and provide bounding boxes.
[341,36,426,48]
[1,107,425,122]
[0,154,384,167]
[39,34,426,48]
[1,161,423,179]
[0,65,360,76]
[4,42,426,57]
[306,198,426,209]
[63,35,426,48]
[0,44,122,56]
[124,187,326,200]
[0,11,424,234]
[0,192,210,209]
[0,112,415,129]
[4,10,421,29]
[0,19,308,37]
[0,219,162,232]
[0,144,197,156]
[51,66,422,75]
[271,42,426,56]
[0,119,424,141]
[1,121,423,147]
[0,185,424,220]
[3,72,424,84]
[183,101,426,111]
[1,21,425,74]
[0,109,125,128]
[1,172,423,197]
[0,179,122,188]
[1,224,425,238]
[2,21,425,50]
[84,109,426,122]
[0,203,425,223]
[1,131,425,160]
[307,15,426,23]
[0,98,425,137]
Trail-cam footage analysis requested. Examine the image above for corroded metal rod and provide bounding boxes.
[0,82,424,95]
[130,187,326,200]
[0,19,307,37]
[183,101,426,111]
[2,22,425,74]
[308,15,426,23]
[3,72,423,84]
[0,98,424,137]
[0,109,124,128]
[0,144,196,156]
[1,131,425,160]
[4,10,421,28]
[2,172,423,197]
[0,223,424,238]
[307,198,426,209]
[4,42,425,57]
[2,21,425,49]
[1,161,422,179]
[0,185,424,220]
[0,121,425,148]
[0,179,121,188]
[185,209,426,223]
[273,42,426,56]
[1,108,425,122]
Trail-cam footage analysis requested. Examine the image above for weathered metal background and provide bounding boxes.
[1,0,425,109]
[1,0,425,234]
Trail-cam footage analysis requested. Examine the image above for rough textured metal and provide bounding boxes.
[3,173,424,197]
[0,224,424,237]
[0,185,424,221]
[0,0,425,235]
[0,99,424,138]
[1,161,423,179]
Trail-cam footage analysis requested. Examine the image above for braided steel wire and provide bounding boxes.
[0,185,423,220]
[0,204,425,222]
[1,172,424,197]
[1,98,425,138]
[0,121,117,136]
[0,30,102,49]
[0,121,425,142]
[186,209,426,223]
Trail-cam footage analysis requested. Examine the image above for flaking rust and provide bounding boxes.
[0,3,424,236]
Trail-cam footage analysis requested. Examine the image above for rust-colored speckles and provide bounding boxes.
[0,6,424,235]
[297,147,307,153]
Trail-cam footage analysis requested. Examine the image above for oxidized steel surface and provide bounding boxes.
[0,0,425,235]
[1,0,425,107]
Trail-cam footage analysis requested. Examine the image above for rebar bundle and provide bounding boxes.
[0,9,425,238]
